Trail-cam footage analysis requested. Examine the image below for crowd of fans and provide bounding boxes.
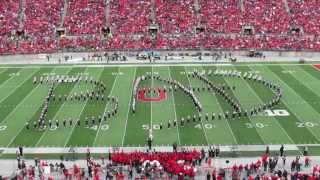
[24,0,64,37]
[109,0,151,34]
[243,0,291,34]
[200,0,242,33]
[156,0,196,34]
[288,0,320,35]
[0,0,20,36]
[1,0,320,55]
[64,0,106,35]
[111,150,200,177]
[3,146,320,180]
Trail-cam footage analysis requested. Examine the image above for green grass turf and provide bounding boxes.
[0,64,319,148]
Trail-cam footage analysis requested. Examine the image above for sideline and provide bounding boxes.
[0,144,308,154]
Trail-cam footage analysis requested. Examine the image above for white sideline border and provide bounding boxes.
[0,144,312,154]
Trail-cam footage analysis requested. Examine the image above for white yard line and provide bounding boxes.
[198,66,239,145]
[246,66,295,144]
[196,67,239,144]
[167,67,181,145]
[0,68,38,104]
[0,68,7,74]
[1,144,306,154]
[184,66,210,146]
[121,67,137,146]
[260,66,320,143]
[4,68,58,147]
[287,66,320,103]
[150,67,153,131]
[92,68,120,146]
[4,87,43,147]
[63,97,90,147]
[65,69,106,147]
[35,68,89,147]
[216,66,267,145]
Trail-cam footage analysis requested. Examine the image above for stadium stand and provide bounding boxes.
[109,0,151,34]
[3,150,320,180]
[242,0,291,34]
[24,0,64,37]
[156,0,196,33]
[0,0,20,36]
[288,0,320,35]
[199,0,242,33]
[1,0,320,54]
[64,0,106,35]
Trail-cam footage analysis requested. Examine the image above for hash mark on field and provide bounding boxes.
[258,66,320,143]
[35,68,88,147]
[168,67,181,145]
[0,69,38,105]
[245,66,295,144]
[93,68,120,146]
[201,66,238,145]
[4,86,44,147]
[184,66,209,146]
[64,69,104,147]
[121,67,137,146]
[5,68,58,148]
[150,67,153,133]
[218,66,268,144]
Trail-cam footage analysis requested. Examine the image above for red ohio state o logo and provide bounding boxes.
[137,88,166,102]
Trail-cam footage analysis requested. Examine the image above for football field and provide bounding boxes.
[0,63,320,148]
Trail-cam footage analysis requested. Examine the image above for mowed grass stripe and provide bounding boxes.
[300,65,320,82]
[283,66,320,123]
[36,68,103,147]
[203,66,264,145]
[253,65,319,143]
[167,67,181,145]
[169,66,207,146]
[284,66,320,106]
[0,68,20,85]
[32,68,86,147]
[0,69,51,124]
[95,67,136,147]
[92,68,120,146]
[184,66,209,145]
[66,67,118,147]
[62,68,105,147]
[234,66,294,144]
[0,68,7,74]
[185,66,237,145]
[123,67,151,146]
[151,66,179,146]
[10,68,77,147]
[0,68,55,147]
[265,65,320,142]
[0,68,38,106]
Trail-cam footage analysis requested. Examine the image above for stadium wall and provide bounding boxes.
[0,50,320,63]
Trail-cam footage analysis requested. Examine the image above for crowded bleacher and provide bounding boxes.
[64,0,106,35]
[200,0,242,33]
[109,0,151,34]
[6,147,320,180]
[1,0,320,55]
[24,0,64,37]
